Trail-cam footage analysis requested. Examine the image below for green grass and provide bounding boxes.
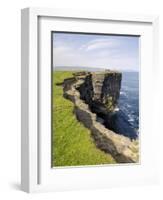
[52,71,116,167]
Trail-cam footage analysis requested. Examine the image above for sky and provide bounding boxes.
[53,32,140,72]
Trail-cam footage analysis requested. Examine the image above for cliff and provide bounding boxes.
[76,71,122,114]
[75,71,137,140]
[63,71,139,163]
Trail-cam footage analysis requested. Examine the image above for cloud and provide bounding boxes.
[53,34,139,71]
[79,38,119,51]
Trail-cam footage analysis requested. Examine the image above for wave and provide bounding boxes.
[118,72,139,134]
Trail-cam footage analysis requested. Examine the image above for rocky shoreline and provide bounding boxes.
[62,71,139,163]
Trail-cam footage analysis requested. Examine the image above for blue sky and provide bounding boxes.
[53,32,140,71]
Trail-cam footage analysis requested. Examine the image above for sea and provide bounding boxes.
[112,71,139,139]
[119,72,139,129]
[104,72,139,140]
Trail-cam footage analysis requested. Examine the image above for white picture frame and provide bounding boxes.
[21,7,159,193]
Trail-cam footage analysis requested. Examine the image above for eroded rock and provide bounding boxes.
[76,71,122,113]
[75,71,137,140]
[62,72,139,163]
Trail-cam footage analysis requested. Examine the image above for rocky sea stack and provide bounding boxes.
[63,70,139,163]
[76,70,122,113]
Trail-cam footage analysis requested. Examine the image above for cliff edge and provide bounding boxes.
[63,71,139,163]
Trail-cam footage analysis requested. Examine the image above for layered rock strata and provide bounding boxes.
[63,72,139,163]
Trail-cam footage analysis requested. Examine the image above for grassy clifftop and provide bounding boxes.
[52,71,116,167]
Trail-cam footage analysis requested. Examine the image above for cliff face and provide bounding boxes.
[75,71,137,140]
[63,72,139,163]
[76,71,122,114]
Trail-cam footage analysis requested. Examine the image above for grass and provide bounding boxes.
[52,71,116,167]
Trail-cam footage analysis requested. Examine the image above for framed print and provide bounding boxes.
[21,8,159,193]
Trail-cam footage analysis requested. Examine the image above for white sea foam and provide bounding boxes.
[114,107,120,112]
[128,118,134,122]
[126,104,132,108]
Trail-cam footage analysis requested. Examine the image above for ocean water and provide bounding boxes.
[118,72,139,133]
[104,72,139,140]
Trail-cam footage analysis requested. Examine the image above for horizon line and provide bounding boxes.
[53,65,139,72]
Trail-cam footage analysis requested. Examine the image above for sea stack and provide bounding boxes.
[76,70,122,115]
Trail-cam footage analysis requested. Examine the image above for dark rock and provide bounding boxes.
[77,71,122,113]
